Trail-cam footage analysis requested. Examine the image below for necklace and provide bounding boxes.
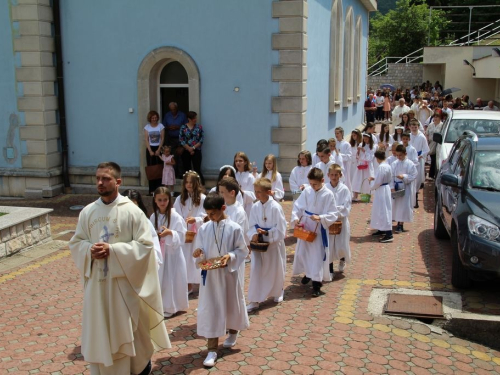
[261,201,268,222]
[212,220,226,255]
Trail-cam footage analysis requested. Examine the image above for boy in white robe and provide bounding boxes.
[401,133,419,208]
[326,164,351,277]
[219,178,250,288]
[193,193,249,367]
[246,178,287,312]
[391,145,418,233]
[291,168,339,297]
[69,162,170,375]
[315,146,344,178]
[409,120,430,208]
[335,127,353,191]
[368,151,393,243]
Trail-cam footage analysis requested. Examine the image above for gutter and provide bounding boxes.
[52,0,71,193]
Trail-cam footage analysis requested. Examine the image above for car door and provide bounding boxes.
[442,144,471,230]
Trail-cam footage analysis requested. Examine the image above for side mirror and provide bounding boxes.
[433,132,443,144]
[441,173,459,188]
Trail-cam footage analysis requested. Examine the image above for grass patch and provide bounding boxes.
[0,212,7,217]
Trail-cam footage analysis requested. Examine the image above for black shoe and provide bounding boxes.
[414,203,419,209]
[139,360,152,375]
[371,230,385,236]
[312,289,321,297]
[395,225,403,233]
[420,183,424,189]
[380,236,393,243]
[301,276,311,285]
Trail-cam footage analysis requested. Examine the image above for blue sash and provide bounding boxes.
[201,269,207,286]
[305,210,328,261]
[255,224,272,231]
[417,151,422,156]
[381,183,389,186]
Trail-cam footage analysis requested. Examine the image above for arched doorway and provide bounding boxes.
[137,47,200,187]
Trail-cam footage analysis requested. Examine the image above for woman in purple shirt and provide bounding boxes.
[179,111,205,185]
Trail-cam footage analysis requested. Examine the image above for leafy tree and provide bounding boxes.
[369,0,449,67]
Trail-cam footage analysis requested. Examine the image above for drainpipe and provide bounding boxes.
[52,0,71,193]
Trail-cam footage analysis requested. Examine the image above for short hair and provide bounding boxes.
[307,167,324,182]
[187,111,197,120]
[297,150,312,166]
[407,110,415,116]
[328,138,336,144]
[319,146,331,155]
[316,140,328,153]
[254,177,272,191]
[97,162,121,178]
[328,163,343,175]
[168,102,178,108]
[396,144,407,154]
[409,119,420,127]
[218,177,240,195]
[335,127,345,136]
[147,110,160,123]
[203,192,225,210]
[401,132,411,139]
[374,150,386,160]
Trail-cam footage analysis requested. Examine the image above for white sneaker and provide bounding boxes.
[274,291,284,303]
[338,260,346,272]
[163,312,174,318]
[246,302,260,312]
[203,351,217,367]
[223,333,238,348]
[330,272,335,280]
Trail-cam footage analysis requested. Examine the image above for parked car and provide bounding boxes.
[434,131,500,288]
[433,110,500,172]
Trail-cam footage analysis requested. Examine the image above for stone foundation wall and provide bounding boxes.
[368,63,424,91]
[0,208,53,258]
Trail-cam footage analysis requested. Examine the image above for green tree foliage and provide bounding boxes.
[369,0,449,66]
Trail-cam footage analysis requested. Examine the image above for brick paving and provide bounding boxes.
[1,181,500,374]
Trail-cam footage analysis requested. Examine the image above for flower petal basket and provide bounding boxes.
[185,230,196,243]
[328,220,342,235]
[199,256,227,271]
[293,217,318,243]
[249,234,269,252]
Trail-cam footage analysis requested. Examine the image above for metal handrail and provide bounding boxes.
[447,19,500,46]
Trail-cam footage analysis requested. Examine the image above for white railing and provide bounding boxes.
[368,49,423,76]
[447,19,500,46]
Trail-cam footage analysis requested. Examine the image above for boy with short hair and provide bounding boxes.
[315,146,343,178]
[246,178,287,312]
[401,132,419,208]
[291,168,339,297]
[193,193,249,367]
[391,145,418,233]
[326,164,351,277]
[368,150,393,243]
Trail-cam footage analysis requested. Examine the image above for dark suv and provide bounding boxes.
[434,131,500,288]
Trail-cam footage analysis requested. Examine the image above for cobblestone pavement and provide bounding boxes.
[1,181,500,374]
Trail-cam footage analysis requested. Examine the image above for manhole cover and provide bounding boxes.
[384,293,444,319]
[69,205,85,211]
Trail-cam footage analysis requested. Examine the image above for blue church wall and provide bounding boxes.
[306,0,369,152]
[60,0,279,171]
[0,1,22,169]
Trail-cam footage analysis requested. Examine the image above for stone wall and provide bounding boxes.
[0,207,53,258]
[368,63,424,91]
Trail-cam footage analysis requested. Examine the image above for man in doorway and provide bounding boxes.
[69,162,170,375]
[392,98,410,127]
[163,102,187,178]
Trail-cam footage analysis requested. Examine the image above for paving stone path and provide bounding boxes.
[1,181,500,374]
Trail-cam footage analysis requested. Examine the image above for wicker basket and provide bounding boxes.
[185,230,196,243]
[199,256,228,270]
[359,178,371,203]
[391,188,405,199]
[250,234,269,252]
[328,220,343,235]
[293,217,318,242]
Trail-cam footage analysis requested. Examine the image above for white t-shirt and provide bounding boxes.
[144,123,165,147]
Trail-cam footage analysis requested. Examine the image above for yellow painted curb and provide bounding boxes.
[432,339,451,348]
[379,280,394,286]
[353,320,372,328]
[471,351,491,362]
[395,281,412,287]
[373,324,391,333]
[412,333,431,343]
[392,328,411,337]
[334,316,353,324]
[451,345,470,355]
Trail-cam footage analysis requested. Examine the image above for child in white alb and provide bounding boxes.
[368,151,393,243]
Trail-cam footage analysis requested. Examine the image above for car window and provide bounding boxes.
[448,140,465,169]
[445,119,500,143]
[453,145,471,177]
[471,151,500,191]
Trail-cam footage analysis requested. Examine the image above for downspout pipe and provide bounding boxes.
[52,0,71,192]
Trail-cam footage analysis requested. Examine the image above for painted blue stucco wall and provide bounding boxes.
[60,0,279,171]
[306,0,369,152]
[0,1,22,169]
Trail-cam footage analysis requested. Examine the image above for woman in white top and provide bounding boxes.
[144,110,165,194]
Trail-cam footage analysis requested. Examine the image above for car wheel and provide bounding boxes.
[451,228,471,289]
[434,196,449,239]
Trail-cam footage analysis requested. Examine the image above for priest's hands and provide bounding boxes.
[220,254,231,267]
[91,242,109,259]
[193,248,203,258]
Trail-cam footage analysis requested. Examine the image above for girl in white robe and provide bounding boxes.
[378,122,394,158]
[254,154,285,201]
[402,133,420,208]
[173,171,206,289]
[150,187,189,318]
[349,130,362,191]
[391,145,418,233]
[325,165,351,276]
[193,193,249,367]
[368,151,393,243]
[289,151,313,193]
[409,121,430,208]
[352,133,376,200]
[233,152,257,217]
[311,139,328,166]
[246,178,287,312]
[334,128,353,191]
[291,168,339,296]
[209,166,244,205]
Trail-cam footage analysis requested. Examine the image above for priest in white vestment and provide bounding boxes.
[392,98,410,128]
[69,162,170,375]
